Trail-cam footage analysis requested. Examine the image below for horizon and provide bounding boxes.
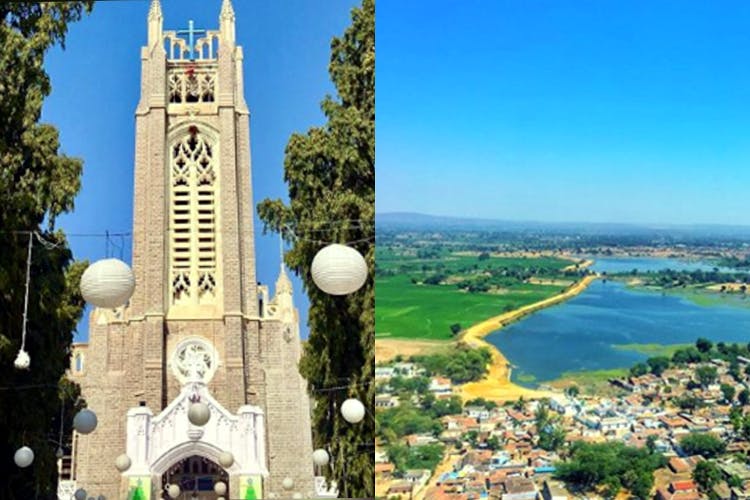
[375,211,750,230]
[377,1,750,226]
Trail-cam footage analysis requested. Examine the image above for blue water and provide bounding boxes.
[488,280,750,386]
[588,256,734,274]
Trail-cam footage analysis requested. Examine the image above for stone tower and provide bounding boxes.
[64,1,319,498]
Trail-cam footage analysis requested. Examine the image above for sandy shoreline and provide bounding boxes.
[458,274,598,401]
[376,274,599,401]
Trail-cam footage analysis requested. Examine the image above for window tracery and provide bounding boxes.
[169,129,217,305]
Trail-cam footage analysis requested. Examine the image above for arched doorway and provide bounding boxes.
[161,455,228,499]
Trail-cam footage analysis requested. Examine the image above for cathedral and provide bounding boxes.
[59,1,329,498]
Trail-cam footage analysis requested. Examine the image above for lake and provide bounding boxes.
[587,256,734,274]
[488,279,750,386]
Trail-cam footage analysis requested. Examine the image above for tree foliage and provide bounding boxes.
[0,2,92,498]
[256,1,374,495]
[554,442,665,499]
[693,460,722,492]
[534,401,565,451]
[412,345,492,383]
[680,433,726,458]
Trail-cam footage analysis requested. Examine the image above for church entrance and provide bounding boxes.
[161,455,229,499]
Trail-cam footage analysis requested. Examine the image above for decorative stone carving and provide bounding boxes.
[172,338,216,384]
[125,383,269,479]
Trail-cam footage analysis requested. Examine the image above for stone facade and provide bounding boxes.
[66,1,317,498]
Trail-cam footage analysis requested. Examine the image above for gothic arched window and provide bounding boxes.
[169,128,218,305]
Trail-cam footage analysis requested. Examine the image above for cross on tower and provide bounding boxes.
[176,20,206,60]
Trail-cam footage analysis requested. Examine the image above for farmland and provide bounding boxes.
[375,243,582,340]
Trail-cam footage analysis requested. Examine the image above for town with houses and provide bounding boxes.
[375,344,750,500]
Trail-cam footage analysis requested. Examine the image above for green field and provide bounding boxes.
[622,280,750,309]
[612,342,692,358]
[376,252,572,340]
[550,368,630,396]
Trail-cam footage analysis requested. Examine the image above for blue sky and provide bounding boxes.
[43,0,358,340]
[376,1,750,226]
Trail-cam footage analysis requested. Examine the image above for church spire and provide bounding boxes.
[148,0,162,19]
[220,0,235,18]
[219,0,236,45]
[147,0,163,47]
[275,264,293,296]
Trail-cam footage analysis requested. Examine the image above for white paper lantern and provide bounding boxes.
[187,402,210,426]
[73,409,98,434]
[115,453,131,472]
[55,447,64,459]
[214,481,227,495]
[14,446,34,467]
[341,398,365,423]
[310,244,368,295]
[282,477,294,490]
[218,451,234,468]
[167,484,181,498]
[80,258,135,308]
[73,489,87,500]
[312,448,329,467]
[13,349,30,370]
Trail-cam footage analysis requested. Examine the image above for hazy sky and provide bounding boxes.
[43,0,358,340]
[376,1,750,225]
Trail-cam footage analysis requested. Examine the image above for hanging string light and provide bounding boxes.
[56,397,65,459]
[13,446,34,468]
[282,477,294,490]
[167,484,181,498]
[340,398,365,424]
[213,481,227,495]
[218,451,234,468]
[312,448,329,467]
[73,409,98,434]
[115,454,131,472]
[187,401,211,426]
[80,258,135,309]
[310,243,368,295]
[14,233,34,370]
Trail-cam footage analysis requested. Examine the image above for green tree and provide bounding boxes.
[431,396,462,417]
[696,365,718,387]
[647,356,670,376]
[720,383,736,403]
[696,338,713,353]
[693,460,722,492]
[0,2,92,497]
[486,435,501,451]
[466,398,497,410]
[257,1,374,496]
[630,362,649,376]
[739,389,750,406]
[554,442,664,497]
[680,433,726,458]
[535,401,565,451]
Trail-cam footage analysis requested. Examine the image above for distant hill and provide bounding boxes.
[376,212,750,239]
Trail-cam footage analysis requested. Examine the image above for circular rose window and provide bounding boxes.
[172,338,217,384]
